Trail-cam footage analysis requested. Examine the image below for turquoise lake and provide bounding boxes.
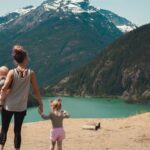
[1,97,150,123]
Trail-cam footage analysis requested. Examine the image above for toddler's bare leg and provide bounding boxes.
[57,141,62,150]
[50,141,56,150]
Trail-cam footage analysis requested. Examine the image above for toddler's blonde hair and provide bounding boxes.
[51,98,62,112]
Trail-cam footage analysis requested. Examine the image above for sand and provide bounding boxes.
[2,113,150,150]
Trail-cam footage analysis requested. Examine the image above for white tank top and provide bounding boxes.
[4,69,31,112]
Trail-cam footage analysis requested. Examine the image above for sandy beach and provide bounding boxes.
[2,113,150,150]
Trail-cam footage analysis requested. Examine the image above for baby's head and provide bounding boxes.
[50,98,62,112]
[0,66,9,77]
[0,66,9,89]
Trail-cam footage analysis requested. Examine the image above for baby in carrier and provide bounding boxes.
[0,66,9,107]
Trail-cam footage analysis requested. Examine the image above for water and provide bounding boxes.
[21,97,150,123]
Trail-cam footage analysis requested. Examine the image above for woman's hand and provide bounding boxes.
[38,103,43,114]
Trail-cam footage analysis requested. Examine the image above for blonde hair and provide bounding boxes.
[51,98,62,112]
[0,66,9,76]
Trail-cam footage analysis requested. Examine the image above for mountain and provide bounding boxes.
[99,9,137,33]
[0,0,123,87]
[0,6,35,26]
[0,1,136,33]
[47,23,150,103]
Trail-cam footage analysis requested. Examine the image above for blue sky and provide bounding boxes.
[0,0,149,26]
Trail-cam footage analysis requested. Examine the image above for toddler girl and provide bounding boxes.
[40,98,69,150]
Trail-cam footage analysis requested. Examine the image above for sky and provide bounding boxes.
[0,0,149,26]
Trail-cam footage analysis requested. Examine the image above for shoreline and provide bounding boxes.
[43,95,150,104]
[22,109,150,124]
[23,112,145,124]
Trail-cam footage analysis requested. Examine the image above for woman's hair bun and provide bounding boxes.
[12,45,27,63]
[12,45,24,56]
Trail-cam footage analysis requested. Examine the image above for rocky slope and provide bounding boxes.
[99,9,137,33]
[47,23,150,103]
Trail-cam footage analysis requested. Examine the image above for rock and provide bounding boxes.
[122,91,129,100]
[142,90,150,98]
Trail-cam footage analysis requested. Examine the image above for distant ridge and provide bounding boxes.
[47,23,150,103]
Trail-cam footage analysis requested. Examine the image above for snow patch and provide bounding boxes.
[75,16,79,19]
[69,0,85,3]
[90,18,94,21]
[43,3,58,11]
[42,0,95,14]
[14,6,35,15]
[117,25,136,33]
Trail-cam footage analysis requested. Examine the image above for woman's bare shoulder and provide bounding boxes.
[29,69,35,76]
[8,69,14,76]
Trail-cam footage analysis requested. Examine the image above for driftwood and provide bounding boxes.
[82,122,101,131]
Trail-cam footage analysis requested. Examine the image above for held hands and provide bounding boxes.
[0,99,3,112]
[38,103,43,115]
[0,91,4,111]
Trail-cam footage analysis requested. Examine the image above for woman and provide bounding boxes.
[0,45,43,150]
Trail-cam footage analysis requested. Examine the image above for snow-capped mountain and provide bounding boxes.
[0,0,123,86]
[0,5,35,26]
[0,0,106,32]
[0,0,136,33]
[99,9,137,33]
[41,0,93,13]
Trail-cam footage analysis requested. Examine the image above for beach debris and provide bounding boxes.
[82,122,101,131]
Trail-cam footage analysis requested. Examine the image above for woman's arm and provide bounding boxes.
[1,70,13,92]
[0,70,13,107]
[41,112,51,120]
[30,70,43,113]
